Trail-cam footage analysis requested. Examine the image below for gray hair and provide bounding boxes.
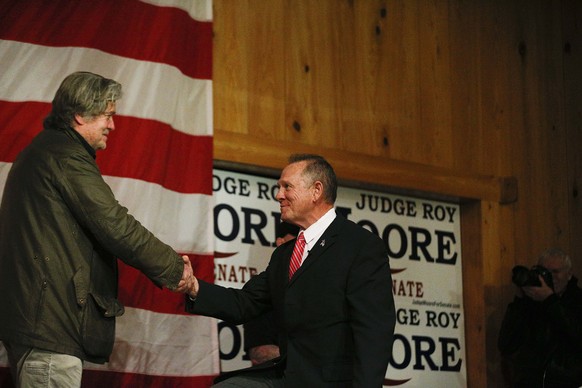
[289,153,337,204]
[538,247,572,270]
[44,71,122,130]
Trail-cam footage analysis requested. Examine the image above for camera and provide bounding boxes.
[511,265,554,289]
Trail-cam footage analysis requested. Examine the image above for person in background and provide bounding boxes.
[0,71,193,388]
[243,222,299,366]
[498,247,582,387]
[185,153,396,387]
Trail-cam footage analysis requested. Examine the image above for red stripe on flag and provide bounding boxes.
[0,101,213,195]
[117,253,215,315]
[99,115,213,195]
[0,0,212,80]
[0,101,48,161]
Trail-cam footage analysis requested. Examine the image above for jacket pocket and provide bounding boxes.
[91,294,125,318]
[81,293,125,359]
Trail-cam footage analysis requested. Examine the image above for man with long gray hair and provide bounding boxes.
[0,71,193,387]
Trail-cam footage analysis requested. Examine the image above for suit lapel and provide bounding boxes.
[288,216,345,284]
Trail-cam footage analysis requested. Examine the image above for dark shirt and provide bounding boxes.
[498,277,582,387]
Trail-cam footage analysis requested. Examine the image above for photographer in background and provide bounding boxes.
[498,248,582,387]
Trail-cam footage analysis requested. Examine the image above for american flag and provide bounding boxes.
[0,0,218,386]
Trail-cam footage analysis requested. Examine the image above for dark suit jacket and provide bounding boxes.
[187,214,396,387]
[244,310,278,351]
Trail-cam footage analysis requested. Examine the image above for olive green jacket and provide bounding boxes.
[0,127,184,363]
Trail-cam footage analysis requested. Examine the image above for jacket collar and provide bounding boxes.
[65,126,96,159]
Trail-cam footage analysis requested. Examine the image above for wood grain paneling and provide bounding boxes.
[212,1,582,386]
[562,0,582,279]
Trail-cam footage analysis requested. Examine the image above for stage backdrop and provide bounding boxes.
[0,1,217,386]
[213,168,467,387]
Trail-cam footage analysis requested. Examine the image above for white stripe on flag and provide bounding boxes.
[0,163,9,204]
[84,307,220,376]
[140,0,213,21]
[104,175,214,254]
[0,41,212,136]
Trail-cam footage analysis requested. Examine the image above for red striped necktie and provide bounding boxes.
[289,232,306,279]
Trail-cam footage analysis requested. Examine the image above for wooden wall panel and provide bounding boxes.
[213,0,251,135]
[285,1,344,148]
[448,0,482,172]
[563,0,582,279]
[382,1,423,162]
[461,201,486,388]
[212,1,582,386]
[519,1,570,253]
[245,2,286,141]
[417,1,454,167]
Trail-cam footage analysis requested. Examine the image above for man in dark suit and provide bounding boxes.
[185,154,395,387]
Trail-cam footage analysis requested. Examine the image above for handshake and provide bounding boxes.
[172,255,199,298]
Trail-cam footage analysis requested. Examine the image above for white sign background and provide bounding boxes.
[213,168,467,387]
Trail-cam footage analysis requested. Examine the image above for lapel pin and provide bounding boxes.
[320,239,325,247]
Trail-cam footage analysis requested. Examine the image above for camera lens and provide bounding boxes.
[512,265,531,287]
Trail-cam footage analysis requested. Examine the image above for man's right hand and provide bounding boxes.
[522,275,554,301]
[174,255,195,293]
[177,254,199,299]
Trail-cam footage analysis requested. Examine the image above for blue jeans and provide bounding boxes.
[4,342,82,388]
